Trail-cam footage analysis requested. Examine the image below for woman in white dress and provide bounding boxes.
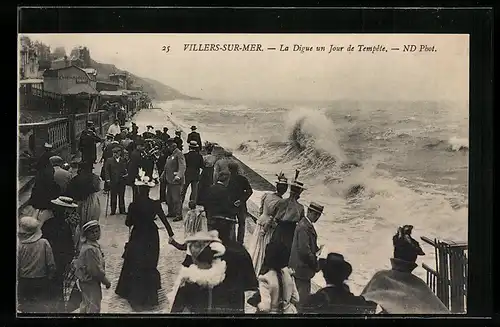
[247,172,289,276]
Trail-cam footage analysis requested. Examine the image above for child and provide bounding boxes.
[74,220,111,313]
[169,201,207,251]
[17,216,56,313]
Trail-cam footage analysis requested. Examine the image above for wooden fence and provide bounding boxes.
[421,237,468,313]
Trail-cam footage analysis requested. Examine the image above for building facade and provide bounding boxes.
[43,66,97,94]
[51,56,84,70]
[109,73,127,89]
[19,42,40,79]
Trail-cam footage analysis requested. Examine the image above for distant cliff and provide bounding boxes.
[90,59,200,101]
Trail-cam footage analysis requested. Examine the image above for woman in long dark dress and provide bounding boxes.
[269,171,306,261]
[115,173,176,311]
[41,196,77,312]
[26,156,61,225]
[196,143,217,206]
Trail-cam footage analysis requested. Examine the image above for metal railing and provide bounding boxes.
[421,236,468,313]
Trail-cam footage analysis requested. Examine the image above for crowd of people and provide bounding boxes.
[18,116,451,315]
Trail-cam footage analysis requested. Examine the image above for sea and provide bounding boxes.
[139,98,469,295]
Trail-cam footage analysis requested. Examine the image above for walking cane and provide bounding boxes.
[105,189,110,218]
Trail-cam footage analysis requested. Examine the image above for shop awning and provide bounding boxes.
[99,90,125,96]
[19,79,44,85]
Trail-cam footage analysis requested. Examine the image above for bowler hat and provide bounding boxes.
[275,172,288,185]
[191,125,197,130]
[319,253,353,282]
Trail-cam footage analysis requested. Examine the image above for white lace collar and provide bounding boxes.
[179,259,227,288]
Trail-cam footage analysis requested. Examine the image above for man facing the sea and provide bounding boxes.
[161,138,186,220]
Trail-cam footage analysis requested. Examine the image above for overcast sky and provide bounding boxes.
[23,34,469,102]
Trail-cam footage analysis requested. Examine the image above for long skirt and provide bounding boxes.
[63,259,82,313]
[78,193,101,227]
[247,218,276,276]
[78,280,102,313]
[268,221,297,262]
[115,226,161,310]
[18,277,52,313]
[196,167,214,206]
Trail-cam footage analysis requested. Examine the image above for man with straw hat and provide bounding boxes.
[17,216,56,313]
[289,201,325,308]
[75,220,110,313]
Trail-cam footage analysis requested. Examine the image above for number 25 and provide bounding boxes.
[162,45,170,53]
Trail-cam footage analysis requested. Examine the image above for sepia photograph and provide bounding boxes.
[17,32,469,315]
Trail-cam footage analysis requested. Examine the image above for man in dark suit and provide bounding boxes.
[36,142,56,171]
[187,126,202,151]
[181,141,204,207]
[79,121,102,166]
[226,162,253,244]
[173,130,184,152]
[289,202,325,308]
[162,127,171,142]
[105,146,128,215]
[204,171,237,235]
[160,138,186,220]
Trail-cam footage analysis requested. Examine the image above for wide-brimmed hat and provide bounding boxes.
[18,216,41,236]
[49,156,63,166]
[307,202,324,215]
[82,220,100,233]
[44,142,53,148]
[190,125,197,130]
[51,196,78,208]
[290,180,307,191]
[319,253,353,282]
[275,172,288,185]
[188,140,199,148]
[186,230,226,259]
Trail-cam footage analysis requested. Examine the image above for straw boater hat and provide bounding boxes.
[191,125,197,131]
[44,142,53,149]
[18,216,42,238]
[86,120,94,127]
[307,202,325,215]
[82,220,100,234]
[51,196,78,208]
[188,140,199,149]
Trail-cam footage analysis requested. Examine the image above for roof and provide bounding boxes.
[99,90,125,96]
[20,79,44,85]
[97,80,119,86]
[63,84,98,95]
[43,65,96,80]
[83,68,97,75]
